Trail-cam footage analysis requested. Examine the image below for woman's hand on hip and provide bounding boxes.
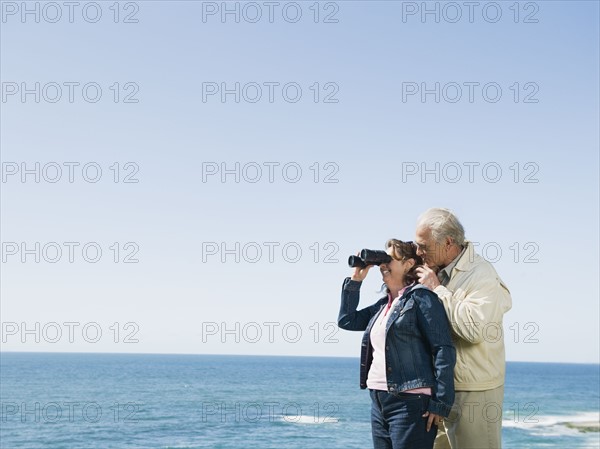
[422,411,443,432]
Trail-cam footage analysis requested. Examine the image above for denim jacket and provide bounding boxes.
[338,278,456,417]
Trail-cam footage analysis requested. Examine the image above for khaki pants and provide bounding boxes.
[434,385,504,449]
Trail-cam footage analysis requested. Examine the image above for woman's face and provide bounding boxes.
[380,247,411,287]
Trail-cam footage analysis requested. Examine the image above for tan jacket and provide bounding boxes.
[433,241,512,391]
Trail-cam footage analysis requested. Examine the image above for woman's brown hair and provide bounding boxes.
[385,239,423,286]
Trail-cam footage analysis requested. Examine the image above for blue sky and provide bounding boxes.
[1,1,598,363]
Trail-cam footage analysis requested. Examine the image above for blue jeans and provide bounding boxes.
[370,389,437,449]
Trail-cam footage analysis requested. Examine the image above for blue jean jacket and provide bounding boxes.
[338,278,456,417]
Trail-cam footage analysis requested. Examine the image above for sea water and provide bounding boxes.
[1,353,598,448]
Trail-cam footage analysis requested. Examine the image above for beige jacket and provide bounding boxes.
[433,241,512,391]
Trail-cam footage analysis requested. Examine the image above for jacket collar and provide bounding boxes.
[383,283,425,333]
[454,240,476,272]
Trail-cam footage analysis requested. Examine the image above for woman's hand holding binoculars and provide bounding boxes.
[350,252,373,282]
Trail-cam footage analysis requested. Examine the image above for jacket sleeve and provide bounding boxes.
[414,289,456,418]
[338,277,386,331]
[433,268,512,344]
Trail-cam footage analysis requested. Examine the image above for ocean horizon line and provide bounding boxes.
[1,350,599,366]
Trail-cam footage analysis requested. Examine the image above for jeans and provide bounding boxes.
[370,389,437,449]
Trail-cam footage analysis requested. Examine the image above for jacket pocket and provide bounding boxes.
[394,300,416,330]
[419,394,432,414]
[398,299,415,316]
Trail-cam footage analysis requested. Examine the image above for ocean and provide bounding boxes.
[1,353,598,449]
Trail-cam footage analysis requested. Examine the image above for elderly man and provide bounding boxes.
[414,208,512,449]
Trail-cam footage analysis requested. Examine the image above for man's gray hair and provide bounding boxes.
[417,208,465,246]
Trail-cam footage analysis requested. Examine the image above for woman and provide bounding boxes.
[338,239,456,449]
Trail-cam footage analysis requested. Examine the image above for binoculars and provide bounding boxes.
[348,249,392,268]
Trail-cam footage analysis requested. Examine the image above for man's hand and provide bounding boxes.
[415,265,440,290]
[422,411,443,432]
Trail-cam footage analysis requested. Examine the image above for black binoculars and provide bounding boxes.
[348,249,392,268]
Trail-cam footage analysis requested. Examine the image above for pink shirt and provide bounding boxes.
[366,286,432,396]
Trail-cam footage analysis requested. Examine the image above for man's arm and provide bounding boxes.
[434,272,511,344]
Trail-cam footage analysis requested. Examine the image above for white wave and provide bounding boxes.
[503,411,599,427]
[503,411,599,437]
[279,414,340,424]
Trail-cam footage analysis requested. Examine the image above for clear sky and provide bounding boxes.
[1,1,598,363]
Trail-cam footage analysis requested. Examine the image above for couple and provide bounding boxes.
[338,208,512,449]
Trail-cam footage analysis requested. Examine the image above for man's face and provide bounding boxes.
[415,227,447,271]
